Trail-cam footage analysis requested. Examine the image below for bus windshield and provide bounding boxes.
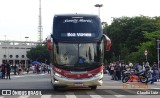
[53,41,104,71]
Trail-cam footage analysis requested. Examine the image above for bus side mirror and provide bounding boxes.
[47,35,52,51]
[103,34,111,51]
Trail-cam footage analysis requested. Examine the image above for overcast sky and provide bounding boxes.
[0,0,160,41]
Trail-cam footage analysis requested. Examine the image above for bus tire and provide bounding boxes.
[90,86,97,90]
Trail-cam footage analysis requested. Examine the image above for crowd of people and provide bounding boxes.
[31,64,51,74]
[0,62,11,79]
[104,61,160,84]
[0,62,51,80]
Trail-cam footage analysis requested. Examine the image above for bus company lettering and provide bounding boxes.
[79,19,92,23]
[64,19,78,23]
[64,19,92,23]
[67,33,92,37]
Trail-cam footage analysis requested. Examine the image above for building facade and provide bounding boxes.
[0,40,41,67]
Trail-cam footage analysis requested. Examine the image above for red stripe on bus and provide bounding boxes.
[53,66,103,79]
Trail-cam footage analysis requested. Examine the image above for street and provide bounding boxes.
[0,72,160,98]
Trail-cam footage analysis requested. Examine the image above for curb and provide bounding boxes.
[154,82,160,85]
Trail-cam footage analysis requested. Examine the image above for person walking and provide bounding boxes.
[1,63,6,79]
[47,65,51,74]
[18,65,22,75]
[152,62,158,71]
[6,62,11,79]
[0,65,2,78]
[110,63,114,80]
[116,61,121,80]
[13,64,17,75]
[26,65,30,74]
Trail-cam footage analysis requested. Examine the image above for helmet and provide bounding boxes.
[145,65,149,68]
[145,65,150,71]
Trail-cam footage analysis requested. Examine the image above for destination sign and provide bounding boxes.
[61,33,95,37]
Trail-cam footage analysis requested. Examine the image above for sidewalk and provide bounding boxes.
[10,71,49,76]
[154,79,160,86]
[10,71,33,76]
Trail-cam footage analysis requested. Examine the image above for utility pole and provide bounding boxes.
[157,40,160,70]
[4,35,7,63]
[25,37,29,68]
[38,0,43,43]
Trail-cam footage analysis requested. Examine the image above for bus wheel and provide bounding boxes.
[90,86,97,90]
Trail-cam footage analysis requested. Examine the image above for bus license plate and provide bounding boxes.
[74,82,83,86]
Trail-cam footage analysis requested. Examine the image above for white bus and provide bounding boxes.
[47,14,111,90]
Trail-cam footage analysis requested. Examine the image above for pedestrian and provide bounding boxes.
[26,65,30,74]
[0,65,2,78]
[13,64,17,75]
[113,62,118,80]
[18,65,22,75]
[121,62,126,78]
[142,62,146,71]
[152,62,158,71]
[116,61,121,80]
[1,63,6,79]
[6,62,11,79]
[47,65,51,74]
[21,64,25,75]
[32,65,36,73]
[148,69,159,84]
[110,63,114,80]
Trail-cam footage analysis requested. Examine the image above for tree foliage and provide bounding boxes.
[27,45,50,64]
[104,16,160,64]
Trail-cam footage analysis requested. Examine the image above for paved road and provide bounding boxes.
[0,73,160,98]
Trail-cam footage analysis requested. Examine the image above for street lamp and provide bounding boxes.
[144,50,148,62]
[25,36,29,40]
[94,4,103,17]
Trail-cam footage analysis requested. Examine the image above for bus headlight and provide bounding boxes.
[54,72,64,78]
[94,72,102,77]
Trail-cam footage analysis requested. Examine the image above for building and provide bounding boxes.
[0,40,42,67]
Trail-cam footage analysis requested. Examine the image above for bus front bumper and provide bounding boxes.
[52,72,103,87]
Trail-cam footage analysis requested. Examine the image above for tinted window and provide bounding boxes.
[53,41,104,71]
[53,15,102,42]
[54,17,99,33]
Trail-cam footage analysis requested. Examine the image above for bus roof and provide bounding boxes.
[54,14,99,18]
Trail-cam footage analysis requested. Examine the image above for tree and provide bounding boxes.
[103,15,160,63]
[135,31,160,63]
[27,45,50,64]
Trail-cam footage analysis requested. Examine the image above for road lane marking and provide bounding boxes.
[18,96,30,98]
[12,73,47,78]
[123,89,135,94]
[41,95,52,98]
[65,92,77,98]
[86,91,103,98]
[104,90,125,97]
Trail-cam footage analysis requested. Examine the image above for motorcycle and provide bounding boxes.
[122,70,148,84]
